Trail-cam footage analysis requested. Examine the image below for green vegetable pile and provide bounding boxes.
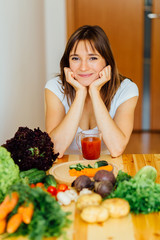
[6,183,71,240]
[107,167,160,214]
[0,147,20,202]
[2,127,59,171]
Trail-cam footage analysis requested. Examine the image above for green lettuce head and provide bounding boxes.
[0,146,20,202]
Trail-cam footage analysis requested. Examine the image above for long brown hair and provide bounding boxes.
[60,25,125,110]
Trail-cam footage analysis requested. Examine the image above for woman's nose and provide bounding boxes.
[80,59,89,71]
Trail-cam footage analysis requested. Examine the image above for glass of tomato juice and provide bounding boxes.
[76,130,102,160]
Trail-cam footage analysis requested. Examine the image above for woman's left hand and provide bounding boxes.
[89,65,111,93]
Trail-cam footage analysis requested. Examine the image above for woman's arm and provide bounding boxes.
[45,68,87,157]
[89,66,138,157]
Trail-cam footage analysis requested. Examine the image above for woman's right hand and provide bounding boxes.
[64,67,87,93]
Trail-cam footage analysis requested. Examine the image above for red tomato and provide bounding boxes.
[36,182,44,188]
[57,184,68,192]
[47,186,57,196]
[30,183,36,188]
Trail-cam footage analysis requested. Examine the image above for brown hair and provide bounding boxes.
[59,25,125,110]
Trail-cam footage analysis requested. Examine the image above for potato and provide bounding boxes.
[101,198,130,218]
[76,193,102,211]
[80,205,109,223]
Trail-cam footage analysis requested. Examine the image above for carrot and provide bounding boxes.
[17,205,25,214]
[69,164,113,177]
[6,213,22,233]
[0,192,19,220]
[21,202,34,224]
[0,219,6,234]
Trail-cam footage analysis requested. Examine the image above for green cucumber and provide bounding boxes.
[94,160,108,168]
[20,168,46,184]
[44,174,57,188]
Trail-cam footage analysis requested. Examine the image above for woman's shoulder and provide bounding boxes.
[45,76,65,102]
[116,78,139,99]
[45,76,62,91]
[119,78,139,93]
[109,78,139,118]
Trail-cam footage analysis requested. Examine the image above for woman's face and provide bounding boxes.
[69,40,106,86]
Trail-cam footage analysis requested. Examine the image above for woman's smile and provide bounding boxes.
[69,40,106,86]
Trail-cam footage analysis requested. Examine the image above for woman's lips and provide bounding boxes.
[78,73,93,78]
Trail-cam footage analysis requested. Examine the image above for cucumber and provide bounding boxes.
[94,160,108,168]
[69,164,78,169]
[19,168,39,178]
[20,168,46,184]
[69,163,94,171]
[44,174,57,188]
[28,171,46,184]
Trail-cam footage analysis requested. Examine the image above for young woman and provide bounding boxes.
[45,25,138,158]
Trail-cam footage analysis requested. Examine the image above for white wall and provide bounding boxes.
[0,0,66,145]
[44,0,66,80]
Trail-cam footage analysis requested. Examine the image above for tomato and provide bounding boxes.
[47,186,57,196]
[57,184,68,192]
[30,183,36,188]
[36,182,44,188]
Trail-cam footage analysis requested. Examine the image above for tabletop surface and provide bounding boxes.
[1,154,160,240]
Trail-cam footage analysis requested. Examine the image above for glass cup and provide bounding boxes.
[76,130,102,160]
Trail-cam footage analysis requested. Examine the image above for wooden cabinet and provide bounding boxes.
[150,0,160,130]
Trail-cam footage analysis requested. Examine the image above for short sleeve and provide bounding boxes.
[45,77,70,113]
[45,77,64,103]
[109,79,139,118]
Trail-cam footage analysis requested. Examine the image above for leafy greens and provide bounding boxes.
[2,127,59,171]
[7,183,71,240]
[106,167,160,214]
[0,147,20,202]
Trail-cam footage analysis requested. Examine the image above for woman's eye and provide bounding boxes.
[71,57,79,61]
[90,57,98,60]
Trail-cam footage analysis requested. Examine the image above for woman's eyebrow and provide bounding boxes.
[70,53,99,57]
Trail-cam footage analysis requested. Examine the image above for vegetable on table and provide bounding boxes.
[93,169,116,185]
[94,180,113,198]
[6,213,22,233]
[43,174,57,188]
[47,186,57,196]
[107,167,160,214]
[101,198,130,218]
[57,184,69,192]
[18,202,34,224]
[4,183,71,239]
[71,175,94,192]
[2,126,59,171]
[56,189,78,205]
[69,164,113,177]
[94,160,108,168]
[76,193,102,211]
[20,168,46,184]
[0,192,19,220]
[80,205,109,223]
[0,219,6,234]
[0,147,20,202]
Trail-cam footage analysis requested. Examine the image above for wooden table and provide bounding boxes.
[1,154,160,240]
[56,154,160,240]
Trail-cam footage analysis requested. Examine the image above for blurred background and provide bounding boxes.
[0,0,160,152]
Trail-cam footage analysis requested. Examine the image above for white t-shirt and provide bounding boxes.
[45,77,139,154]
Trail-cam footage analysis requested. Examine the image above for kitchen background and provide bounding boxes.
[0,0,160,146]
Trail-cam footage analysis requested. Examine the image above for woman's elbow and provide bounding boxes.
[109,142,127,158]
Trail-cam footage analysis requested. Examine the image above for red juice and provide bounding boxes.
[81,137,101,160]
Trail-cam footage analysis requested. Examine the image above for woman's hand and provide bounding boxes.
[89,65,111,93]
[64,67,87,93]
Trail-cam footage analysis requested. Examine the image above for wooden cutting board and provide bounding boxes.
[49,159,120,186]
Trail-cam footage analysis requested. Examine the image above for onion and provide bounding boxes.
[71,175,94,192]
[93,170,116,185]
[94,180,113,198]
